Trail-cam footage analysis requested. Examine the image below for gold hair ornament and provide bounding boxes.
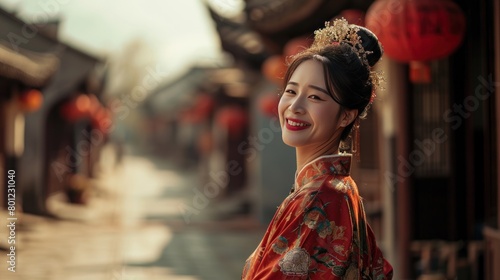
[312,18,385,96]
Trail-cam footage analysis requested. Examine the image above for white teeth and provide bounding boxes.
[287,120,308,127]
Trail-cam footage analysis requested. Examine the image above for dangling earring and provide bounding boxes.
[351,118,361,162]
[339,134,351,154]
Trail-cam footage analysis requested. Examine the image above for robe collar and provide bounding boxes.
[294,153,352,191]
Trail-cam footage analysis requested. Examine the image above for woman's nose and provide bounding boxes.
[288,95,306,114]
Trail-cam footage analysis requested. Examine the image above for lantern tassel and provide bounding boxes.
[409,61,431,84]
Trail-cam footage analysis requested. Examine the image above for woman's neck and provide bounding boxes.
[295,142,340,172]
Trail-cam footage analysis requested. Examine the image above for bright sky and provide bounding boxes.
[0,0,243,76]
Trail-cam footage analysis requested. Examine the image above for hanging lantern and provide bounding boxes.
[366,0,465,62]
[91,107,112,134]
[262,55,287,85]
[196,94,214,115]
[179,94,215,124]
[60,94,92,121]
[409,61,432,84]
[87,94,101,116]
[18,89,43,112]
[192,94,214,122]
[284,36,313,58]
[215,106,248,139]
[259,93,280,118]
[366,0,466,83]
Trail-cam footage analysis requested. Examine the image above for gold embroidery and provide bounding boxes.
[278,248,311,276]
[333,244,347,256]
[329,178,351,193]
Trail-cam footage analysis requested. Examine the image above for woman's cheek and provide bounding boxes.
[277,97,286,125]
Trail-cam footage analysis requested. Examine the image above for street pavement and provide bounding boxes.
[0,145,265,280]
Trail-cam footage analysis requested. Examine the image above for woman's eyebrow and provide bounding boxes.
[309,85,329,95]
[287,81,329,95]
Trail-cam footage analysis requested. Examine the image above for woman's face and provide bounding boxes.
[278,59,347,149]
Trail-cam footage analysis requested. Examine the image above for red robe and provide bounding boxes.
[242,154,393,279]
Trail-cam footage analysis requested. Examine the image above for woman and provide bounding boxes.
[242,18,393,279]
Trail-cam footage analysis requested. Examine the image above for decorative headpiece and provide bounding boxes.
[312,18,384,95]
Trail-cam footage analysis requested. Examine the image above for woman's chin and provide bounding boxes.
[281,136,306,148]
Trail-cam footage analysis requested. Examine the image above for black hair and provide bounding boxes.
[283,24,383,141]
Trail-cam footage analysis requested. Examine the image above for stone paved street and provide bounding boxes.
[0,147,265,280]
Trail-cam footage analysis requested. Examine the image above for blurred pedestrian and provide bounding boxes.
[242,18,393,279]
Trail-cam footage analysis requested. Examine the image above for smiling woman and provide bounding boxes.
[279,60,347,163]
[242,18,393,279]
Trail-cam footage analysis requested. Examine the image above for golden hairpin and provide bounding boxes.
[312,18,384,93]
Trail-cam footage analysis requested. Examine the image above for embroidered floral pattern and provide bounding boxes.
[317,220,333,238]
[331,220,347,241]
[333,244,347,256]
[272,236,288,254]
[304,207,323,229]
[329,178,352,193]
[278,248,311,276]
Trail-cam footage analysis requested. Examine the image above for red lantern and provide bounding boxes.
[366,0,466,62]
[284,36,313,58]
[216,106,248,139]
[61,94,92,121]
[87,94,101,116]
[262,55,288,85]
[196,94,214,116]
[259,93,280,118]
[91,107,112,134]
[19,89,43,112]
[179,94,215,124]
[409,61,432,83]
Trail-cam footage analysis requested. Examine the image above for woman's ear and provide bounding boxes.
[340,109,358,128]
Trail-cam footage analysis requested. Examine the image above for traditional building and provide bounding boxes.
[0,8,106,214]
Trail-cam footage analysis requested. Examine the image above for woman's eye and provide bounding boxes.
[309,95,323,101]
[284,89,296,95]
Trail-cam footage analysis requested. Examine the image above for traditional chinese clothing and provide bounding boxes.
[242,154,393,279]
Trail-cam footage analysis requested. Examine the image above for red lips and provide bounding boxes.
[285,118,311,131]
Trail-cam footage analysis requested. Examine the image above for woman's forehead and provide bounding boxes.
[288,59,326,86]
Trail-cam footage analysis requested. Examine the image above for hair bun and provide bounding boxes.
[354,25,383,67]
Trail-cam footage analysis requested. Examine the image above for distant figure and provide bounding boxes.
[242,19,393,279]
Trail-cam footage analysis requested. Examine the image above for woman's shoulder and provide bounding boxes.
[293,175,359,208]
[319,175,359,196]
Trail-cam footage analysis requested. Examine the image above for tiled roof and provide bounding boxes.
[0,43,59,87]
